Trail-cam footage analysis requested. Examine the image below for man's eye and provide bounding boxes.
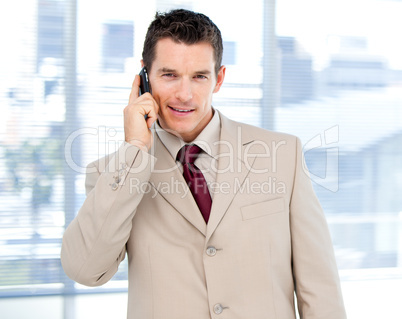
[195,75,207,79]
[162,73,175,77]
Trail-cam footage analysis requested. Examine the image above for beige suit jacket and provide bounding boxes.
[61,111,346,319]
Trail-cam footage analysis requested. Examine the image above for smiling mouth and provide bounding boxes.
[169,106,194,113]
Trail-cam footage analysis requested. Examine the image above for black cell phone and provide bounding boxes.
[139,67,150,95]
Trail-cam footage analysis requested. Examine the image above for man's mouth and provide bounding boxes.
[168,106,194,113]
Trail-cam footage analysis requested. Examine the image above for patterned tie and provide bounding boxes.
[177,144,212,223]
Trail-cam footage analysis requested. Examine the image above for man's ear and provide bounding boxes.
[140,59,144,68]
[213,65,226,93]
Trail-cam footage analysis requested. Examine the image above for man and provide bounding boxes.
[61,9,347,319]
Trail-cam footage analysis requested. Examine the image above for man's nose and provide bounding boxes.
[175,78,193,102]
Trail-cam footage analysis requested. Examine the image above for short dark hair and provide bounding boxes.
[142,9,223,76]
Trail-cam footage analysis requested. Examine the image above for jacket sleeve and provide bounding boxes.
[61,142,156,286]
[290,137,347,319]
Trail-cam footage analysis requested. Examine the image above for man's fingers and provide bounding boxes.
[145,101,159,128]
[124,75,159,146]
[128,74,141,104]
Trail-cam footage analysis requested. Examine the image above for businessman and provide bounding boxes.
[61,9,347,319]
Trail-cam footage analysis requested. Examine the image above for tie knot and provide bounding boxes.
[176,144,202,165]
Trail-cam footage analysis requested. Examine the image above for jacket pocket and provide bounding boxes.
[241,197,285,221]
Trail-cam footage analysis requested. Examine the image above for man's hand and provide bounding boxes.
[124,75,159,151]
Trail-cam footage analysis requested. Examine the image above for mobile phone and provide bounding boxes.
[139,67,151,95]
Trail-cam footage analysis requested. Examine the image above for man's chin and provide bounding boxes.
[158,121,188,137]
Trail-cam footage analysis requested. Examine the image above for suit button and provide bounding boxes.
[213,303,224,314]
[206,246,217,257]
[111,183,118,191]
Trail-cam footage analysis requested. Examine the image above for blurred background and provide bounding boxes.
[0,0,401,318]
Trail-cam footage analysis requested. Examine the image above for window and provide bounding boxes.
[102,22,134,72]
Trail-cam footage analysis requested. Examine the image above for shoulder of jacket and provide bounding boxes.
[219,110,299,145]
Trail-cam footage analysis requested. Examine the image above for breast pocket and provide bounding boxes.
[241,197,285,221]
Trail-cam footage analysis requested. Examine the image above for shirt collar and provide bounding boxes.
[155,109,221,160]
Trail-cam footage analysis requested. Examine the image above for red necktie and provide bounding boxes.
[177,144,212,223]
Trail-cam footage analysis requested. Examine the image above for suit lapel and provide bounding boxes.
[148,133,207,236]
[206,113,256,241]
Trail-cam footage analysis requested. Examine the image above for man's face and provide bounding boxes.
[147,38,225,142]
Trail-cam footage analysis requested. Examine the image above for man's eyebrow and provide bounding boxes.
[158,67,176,73]
[196,70,212,75]
[157,67,212,75]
